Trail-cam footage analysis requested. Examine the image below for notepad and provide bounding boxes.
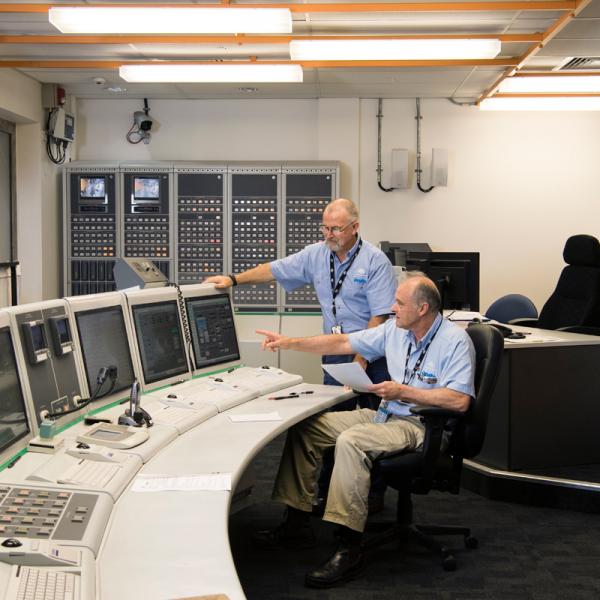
[132,473,232,492]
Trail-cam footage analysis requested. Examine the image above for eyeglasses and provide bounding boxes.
[319,221,357,235]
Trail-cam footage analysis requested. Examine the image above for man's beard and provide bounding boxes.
[325,239,341,253]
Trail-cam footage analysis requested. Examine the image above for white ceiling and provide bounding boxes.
[1,0,599,102]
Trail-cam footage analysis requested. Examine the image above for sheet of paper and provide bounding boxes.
[321,362,373,393]
[131,473,232,492]
[229,412,282,423]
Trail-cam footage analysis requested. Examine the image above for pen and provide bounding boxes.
[268,391,314,400]
[7,455,22,469]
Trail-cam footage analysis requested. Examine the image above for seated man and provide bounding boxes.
[254,272,475,588]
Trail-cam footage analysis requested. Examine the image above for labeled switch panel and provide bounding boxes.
[66,168,118,296]
[122,169,172,281]
[176,171,225,284]
[230,172,279,310]
[283,172,335,310]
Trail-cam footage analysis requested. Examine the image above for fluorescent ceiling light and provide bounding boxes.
[119,64,303,83]
[498,75,600,94]
[49,7,292,34]
[479,97,600,111]
[289,39,501,61]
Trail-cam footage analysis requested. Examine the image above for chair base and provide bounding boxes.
[363,522,477,571]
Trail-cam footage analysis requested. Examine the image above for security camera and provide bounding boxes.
[93,77,106,86]
[134,110,153,132]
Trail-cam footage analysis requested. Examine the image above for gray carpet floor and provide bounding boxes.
[229,434,600,600]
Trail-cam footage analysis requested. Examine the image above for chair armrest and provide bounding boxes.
[409,406,464,420]
[557,325,600,336]
[508,317,539,327]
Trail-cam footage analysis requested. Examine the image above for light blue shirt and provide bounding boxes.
[270,238,397,334]
[348,314,476,418]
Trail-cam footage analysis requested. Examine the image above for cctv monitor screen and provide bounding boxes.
[75,306,136,397]
[80,177,106,199]
[186,294,240,370]
[30,323,47,353]
[132,301,188,384]
[0,328,31,455]
[133,177,160,200]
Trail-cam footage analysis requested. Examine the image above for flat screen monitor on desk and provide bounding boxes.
[0,324,32,465]
[406,252,480,311]
[185,293,240,375]
[75,306,136,400]
[380,242,432,268]
[131,300,189,385]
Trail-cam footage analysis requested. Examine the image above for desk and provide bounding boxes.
[97,383,352,600]
[474,327,600,471]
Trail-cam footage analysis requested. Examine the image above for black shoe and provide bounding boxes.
[305,544,364,588]
[367,493,385,516]
[253,520,317,550]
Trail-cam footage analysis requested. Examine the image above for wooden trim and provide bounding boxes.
[0,33,542,45]
[0,2,578,14]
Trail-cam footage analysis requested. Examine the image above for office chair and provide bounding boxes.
[363,324,504,571]
[485,293,538,324]
[512,234,600,333]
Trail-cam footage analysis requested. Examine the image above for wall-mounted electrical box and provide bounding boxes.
[431,148,448,187]
[48,107,75,142]
[391,148,409,189]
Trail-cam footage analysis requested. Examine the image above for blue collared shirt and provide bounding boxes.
[270,238,397,334]
[348,314,476,417]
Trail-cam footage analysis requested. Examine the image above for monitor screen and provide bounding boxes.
[406,252,480,311]
[76,306,136,397]
[133,177,160,199]
[379,242,432,268]
[55,318,70,345]
[80,177,106,199]
[0,328,30,455]
[132,301,188,383]
[186,294,240,370]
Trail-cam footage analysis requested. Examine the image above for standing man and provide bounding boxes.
[206,198,397,393]
[253,274,475,588]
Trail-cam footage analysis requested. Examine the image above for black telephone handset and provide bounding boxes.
[469,321,526,340]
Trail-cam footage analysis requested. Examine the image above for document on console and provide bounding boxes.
[131,473,232,492]
[321,362,373,393]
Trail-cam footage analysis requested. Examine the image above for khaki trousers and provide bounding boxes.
[272,408,425,533]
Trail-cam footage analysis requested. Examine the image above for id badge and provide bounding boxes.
[331,325,342,335]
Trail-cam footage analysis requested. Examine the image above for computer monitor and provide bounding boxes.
[379,242,432,268]
[75,306,136,399]
[406,252,480,311]
[79,176,106,200]
[185,293,240,373]
[0,322,32,465]
[131,300,189,385]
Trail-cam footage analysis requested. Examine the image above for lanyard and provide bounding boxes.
[402,320,442,386]
[330,238,363,321]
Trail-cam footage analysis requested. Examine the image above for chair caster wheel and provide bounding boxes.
[465,536,478,549]
[442,556,457,571]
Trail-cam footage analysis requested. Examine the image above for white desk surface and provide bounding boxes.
[97,383,353,600]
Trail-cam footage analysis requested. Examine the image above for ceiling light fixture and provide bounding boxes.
[119,64,303,83]
[479,96,600,111]
[289,39,501,61]
[498,75,600,93]
[49,7,292,34]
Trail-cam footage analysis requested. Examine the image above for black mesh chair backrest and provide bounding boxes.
[538,234,600,330]
[459,324,504,459]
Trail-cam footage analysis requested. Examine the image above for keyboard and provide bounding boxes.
[58,460,121,488]
[6,565,79,600]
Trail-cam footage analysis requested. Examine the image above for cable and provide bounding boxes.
[171,282,196,371]
[44,365,118,419]
[415,98,434,194]
[376,99,395,192]
[45,108,68,165]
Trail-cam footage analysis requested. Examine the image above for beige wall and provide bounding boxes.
[76,96,600,312]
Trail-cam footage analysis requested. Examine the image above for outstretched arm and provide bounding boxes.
[256,329,353,355]
[205,263,274,289]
